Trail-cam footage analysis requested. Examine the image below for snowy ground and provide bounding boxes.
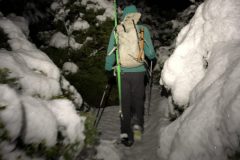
[96,84,170,160]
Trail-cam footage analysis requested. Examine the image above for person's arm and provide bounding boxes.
[105,30,116,71]
[142,25,156,60]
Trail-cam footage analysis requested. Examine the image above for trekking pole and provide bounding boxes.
[94,84,109,127]
[94,83,113,127]
[147,61,153,115]
[113,0,123,119]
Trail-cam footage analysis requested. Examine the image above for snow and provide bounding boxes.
[50,32,82,50]
[159,0,240,159]
[160,3,206,107]
[1,0,240,159]
[0,18,61,99]
[0,85,22,140]
[0,50,62,99]
[95,140,121,160]
[22,96,58,146]
[0,18,34,50]
[81,0,114,21]
[6,14,29,36]
[54,8,70,22]
[51,2,60,11]
[0,141,44,160]
[0,19,57,78]
[62,62,79,74]
[60,76,83,107]
[62,0,69,5]
[47,99,86,144]
[0,15,85,159]
[71,18,90,31]
[96,86,168,160]
[50,0,112,55]
[52,0,113,23]
[161,0,240,107]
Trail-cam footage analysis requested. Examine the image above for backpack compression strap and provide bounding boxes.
[132,20,145,63]
[137,27,144,62]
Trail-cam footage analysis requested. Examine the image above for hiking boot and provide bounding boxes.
[133,125,142,141]
[121,138,134,147]
[120,133,134,147]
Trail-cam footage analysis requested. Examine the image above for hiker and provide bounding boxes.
[105,3,156,147]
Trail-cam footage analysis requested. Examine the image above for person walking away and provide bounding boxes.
[105,3,156,147]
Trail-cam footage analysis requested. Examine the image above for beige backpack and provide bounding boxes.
[117,12,145,68]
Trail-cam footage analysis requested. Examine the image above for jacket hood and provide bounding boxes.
[121,5,139,19]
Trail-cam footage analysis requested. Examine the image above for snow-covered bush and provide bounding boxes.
[159,0,240,159]
[0,0,116,158]
[0,15,86,160]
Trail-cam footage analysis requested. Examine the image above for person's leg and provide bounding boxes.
[131,72,145,131]
[120,73,133,143]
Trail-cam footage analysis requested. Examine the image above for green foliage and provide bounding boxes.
[81,112,98,146]
[44,16,116,106]
[23,141,51,157]
[70,19,117,106]
[42,47,71,68]
[66,5,85,23]
[0,28,11,50]
[55,20,68,35]
[73,30,88,44]
[90,18,113,44]
[61,142,83,160]
[83,9,103,26]
[0,68,19,88]
[65,52,118,106]
[17,135,83,160]
[36,1,118,106]
[73,111,101,160]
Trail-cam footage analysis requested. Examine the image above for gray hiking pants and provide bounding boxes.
[120,72,145,140]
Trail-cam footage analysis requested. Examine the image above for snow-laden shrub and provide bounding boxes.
[0,15,86,160]
[159,0,240,159]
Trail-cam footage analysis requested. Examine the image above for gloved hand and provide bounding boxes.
[106,71,116,85]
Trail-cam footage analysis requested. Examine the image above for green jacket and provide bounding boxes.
[105,5,156,73]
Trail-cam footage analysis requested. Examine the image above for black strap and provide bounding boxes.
[122,24,126,32]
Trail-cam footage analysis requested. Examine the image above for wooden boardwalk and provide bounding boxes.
[97,85,170,160]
